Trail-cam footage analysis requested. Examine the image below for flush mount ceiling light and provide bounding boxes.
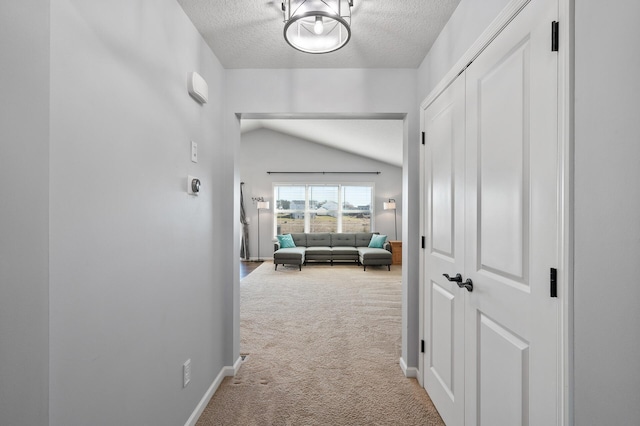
[282,0,353,54]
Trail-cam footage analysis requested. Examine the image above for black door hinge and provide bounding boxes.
[550,268,558,297]
[421,131,425,145]
[551,21,559,52]
[421,339,425,353]
[421,236,425,249]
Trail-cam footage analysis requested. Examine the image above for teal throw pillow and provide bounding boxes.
[368,234,387,248]
[277,234,296,248]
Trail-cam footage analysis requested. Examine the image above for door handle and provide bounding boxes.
[457,279,473,292]
[443,273,462,283]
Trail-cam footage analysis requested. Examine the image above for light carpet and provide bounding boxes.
[196,262,444,426]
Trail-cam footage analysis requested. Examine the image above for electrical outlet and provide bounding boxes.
[183,359,191,388]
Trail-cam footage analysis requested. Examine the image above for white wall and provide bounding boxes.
[240,128,403,259]
[0,2,50,425]
[225,68,421,367]
[48,1,228,425]
[573,1,640,424]
[417,0,511,100]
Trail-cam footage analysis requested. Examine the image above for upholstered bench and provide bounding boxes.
[273,247,305,271]
[358,247,392,271]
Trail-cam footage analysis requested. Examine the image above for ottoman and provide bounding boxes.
[273,247,306,271]
[358,247,392,271]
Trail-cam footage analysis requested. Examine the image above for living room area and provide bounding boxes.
[238,118,404,268]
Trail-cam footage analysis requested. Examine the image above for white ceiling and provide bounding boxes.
[177,0,461,69]
[179,0,461,168]
[241,119,404,167]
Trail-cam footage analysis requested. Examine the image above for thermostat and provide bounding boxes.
[187,175,201,196]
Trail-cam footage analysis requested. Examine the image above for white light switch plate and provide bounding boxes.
[191,141,198,163]
[183,359,191,388]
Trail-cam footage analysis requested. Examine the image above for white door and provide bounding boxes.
[464,0,559,424]
[423,76,466,426]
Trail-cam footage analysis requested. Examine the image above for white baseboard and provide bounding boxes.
[232,355,242,374]
[399,357,418,378]
[184,356,241,426]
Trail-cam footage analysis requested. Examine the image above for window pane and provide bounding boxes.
[342,212,371,232]
[342,186,372,232]
[277,213,305,234]
[309,185,338,233]
[275,186,306,235]
[275,186,305,211]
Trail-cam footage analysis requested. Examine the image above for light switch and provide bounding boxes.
[191,141,198,163]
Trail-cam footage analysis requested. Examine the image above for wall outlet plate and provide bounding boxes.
[183,359,191,388]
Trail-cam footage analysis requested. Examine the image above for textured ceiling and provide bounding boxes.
[179,1,462,168]
[178,0,461,69]
[241,119,404,167]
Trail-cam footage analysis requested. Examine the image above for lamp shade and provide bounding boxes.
[283,0,352,54]
[383,201,396,210]
[257,201,270,210]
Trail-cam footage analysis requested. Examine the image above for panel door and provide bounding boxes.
[423,76,466,426]
[464,0,559,424]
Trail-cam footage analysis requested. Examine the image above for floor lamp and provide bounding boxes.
[383,199,397,240]
[256,200,270,262]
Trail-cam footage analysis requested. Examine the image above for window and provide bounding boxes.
[274,184,373,235]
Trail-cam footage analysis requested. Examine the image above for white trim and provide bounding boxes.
[233,355,243,374]
[184,357,242,426]
[557,1,573,425]
[399,357,418,378]
[420,0,531,110]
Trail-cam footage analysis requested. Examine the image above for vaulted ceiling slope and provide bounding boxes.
[241,119,403,167]
[178,0,462,69]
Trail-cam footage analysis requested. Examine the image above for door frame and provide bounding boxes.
[418,0,573,424]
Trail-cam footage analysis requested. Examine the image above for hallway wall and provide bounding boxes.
[48,1,227,425]
[574,1,640,423]
[0,1,50,425]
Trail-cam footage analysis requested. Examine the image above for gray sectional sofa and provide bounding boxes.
[273,232,392,271]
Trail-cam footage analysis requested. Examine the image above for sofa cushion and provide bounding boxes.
[368,234,387,248]
[290,233,307,247]
[277,234,296,248]
[358,247,392,260]
[355,233,374,247]
[331,246,359,255]
[306,233,331,247]
[274,247,306,261]
[331,233,356,247]
[305,246,332,255]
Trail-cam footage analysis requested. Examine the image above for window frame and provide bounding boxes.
[273,182,375,235]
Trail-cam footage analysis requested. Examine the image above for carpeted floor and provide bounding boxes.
[196,262,444,426]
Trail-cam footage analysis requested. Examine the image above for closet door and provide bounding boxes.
[464,0,559,424]
[423,76,466,426]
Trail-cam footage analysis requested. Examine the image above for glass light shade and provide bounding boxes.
[283,0,352,54]
[383,201,396,210]
[257,201,270,210]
